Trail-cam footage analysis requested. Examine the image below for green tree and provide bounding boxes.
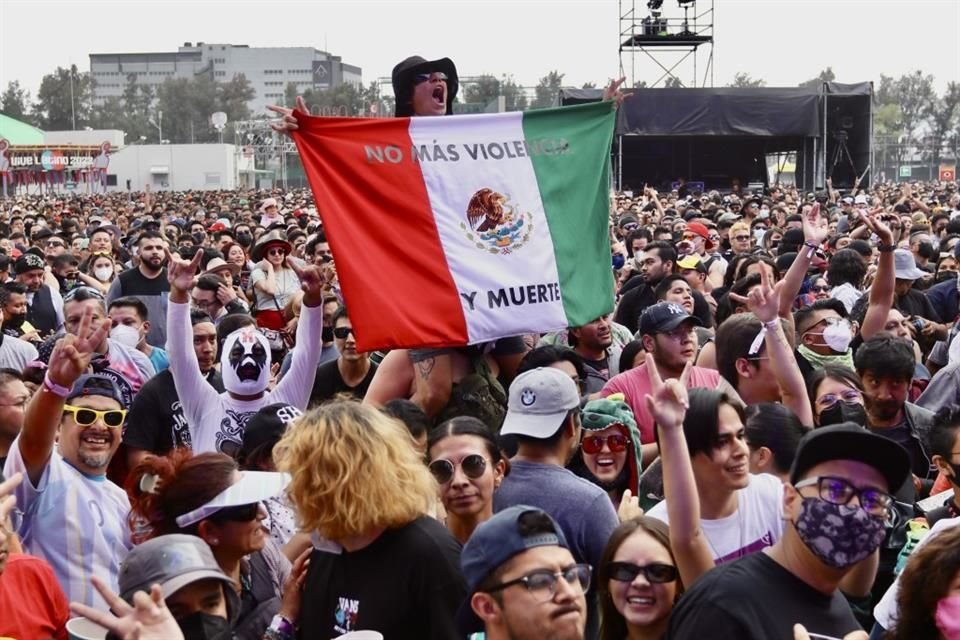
[32,65,94,130]
[923,81,960,166]
[728,72,766,88]
[284,82,299,108]
[798,67,836,89]
[89,96,127,132]
[218,73,255,122]
[1,81,33,123]
[531,71,565,109]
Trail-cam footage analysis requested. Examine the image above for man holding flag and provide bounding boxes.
[268,56,626,427]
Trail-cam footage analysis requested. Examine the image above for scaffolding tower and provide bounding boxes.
[619,0,714,88]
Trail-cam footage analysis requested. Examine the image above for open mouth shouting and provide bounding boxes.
[431,83,446,109]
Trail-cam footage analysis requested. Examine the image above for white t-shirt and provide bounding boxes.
[250,267,301,311]
[3,438,132,611]
[166,300,322,455]
[647,473,784,564]
[874,515,960,630]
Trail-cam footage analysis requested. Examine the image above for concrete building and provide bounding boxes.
[106,143,258,192]
[90,43,362,115]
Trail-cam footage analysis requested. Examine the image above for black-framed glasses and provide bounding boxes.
[607,561,679,584]
[211,503,260,523]
[332,326,353,340]
[428,454,487,484]
[414,71,448,85]
[267,247,286,256]
[810,285,830,293]
[63,286,105,302]
[733,235,751,242]
[63,405,127,428]
[794,476,894,519]
[485,564,592,602]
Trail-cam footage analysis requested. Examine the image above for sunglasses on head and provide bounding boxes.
[64,286,105,302]
[332,326,353,339]
[581,433,629,454]
[211,502,260,523]
[414,71,448,85]
[428,454,487,484]
[63,404,127,428]
[607,561,679,584]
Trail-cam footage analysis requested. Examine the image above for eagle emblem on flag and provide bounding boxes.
[460,188,533,255]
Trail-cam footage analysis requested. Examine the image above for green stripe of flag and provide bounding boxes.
[522,101,617,326]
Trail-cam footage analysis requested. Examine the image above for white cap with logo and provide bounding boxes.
[500,367,581,439]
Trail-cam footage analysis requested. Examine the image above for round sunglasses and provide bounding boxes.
[582,433,629,455]
[428,454,487,484]
[607,561,678,584]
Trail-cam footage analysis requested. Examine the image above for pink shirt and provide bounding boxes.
[601,362,723,443]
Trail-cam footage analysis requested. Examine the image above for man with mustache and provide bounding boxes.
[2,307,133,610]
[106,230,170,348]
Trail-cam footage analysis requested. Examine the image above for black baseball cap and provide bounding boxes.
[789,423,911,492]
[237,403,302,463]
[638,302,702,336]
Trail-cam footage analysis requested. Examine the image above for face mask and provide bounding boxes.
[936,595,960,638]
[612,254,625,270]
[936,270,957,284]
[806,319,853,354]
[818,401,867,428]
[759,207,770,218]
[177,611,231,640]
[794,497,886,569]
[192,232,207,245]
[94,266,113,282]
[221,327,271,395]
[917,242,936,260]
[753,228,767,244]
[237,232,253,246]
[110,323,141,348]
[322,326,335,343]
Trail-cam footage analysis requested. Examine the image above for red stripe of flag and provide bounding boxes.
[294,113,468,351]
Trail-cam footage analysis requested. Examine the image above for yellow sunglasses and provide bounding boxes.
[63,405,128,428]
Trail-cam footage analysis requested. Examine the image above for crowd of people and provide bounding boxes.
[0,54,959,640]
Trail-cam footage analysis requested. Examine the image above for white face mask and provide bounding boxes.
[806,319,853,353]
[94,266,113,282]
[221,327,271,396]
[110,323,141,348]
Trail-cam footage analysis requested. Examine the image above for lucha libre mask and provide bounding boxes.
[221,327,271,396]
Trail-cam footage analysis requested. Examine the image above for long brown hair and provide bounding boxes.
[126,449,237,543]
[889,525,960,640]
[597,517,684,640]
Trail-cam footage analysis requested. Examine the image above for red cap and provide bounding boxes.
[686,222,709,239]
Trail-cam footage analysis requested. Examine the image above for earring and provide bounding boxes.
[209,538,219,545]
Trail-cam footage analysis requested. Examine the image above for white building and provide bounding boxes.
[106,143,258,192]
[90,43,362,115]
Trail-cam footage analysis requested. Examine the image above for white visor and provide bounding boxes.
[175,471,290,528]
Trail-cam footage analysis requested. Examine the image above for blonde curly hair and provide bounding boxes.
[274,400,435,540]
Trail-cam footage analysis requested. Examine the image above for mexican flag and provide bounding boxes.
[293,101,616,351]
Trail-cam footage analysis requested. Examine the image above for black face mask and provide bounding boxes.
[322,326,334,343]
[177,611,231,640]
[936,270,957,284]
[819,401,867,428]
[192,232,207,245]
[917,242,936,260]
[236,232,253,246]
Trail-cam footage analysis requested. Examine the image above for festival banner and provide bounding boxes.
[293,101,617,351]
[941,165,956,182]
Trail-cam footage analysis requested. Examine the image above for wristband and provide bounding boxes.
[762,318,781,331]
[269,615,295,636]
[877,243,896,253]
[42,373,70,398]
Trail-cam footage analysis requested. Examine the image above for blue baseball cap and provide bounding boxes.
[457,505,569,634]
[67,373,124,405]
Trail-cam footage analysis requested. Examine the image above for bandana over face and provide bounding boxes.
[221,327,271,395]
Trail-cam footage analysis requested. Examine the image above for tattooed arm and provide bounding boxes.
[409,350,454,418]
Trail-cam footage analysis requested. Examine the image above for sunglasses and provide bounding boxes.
[607,561,679,584]
[63,404,127,428]
[212,503,260,522]
[428,454,487,484]
[810,285,830,293]
[267,247,287,256]
[332,326,353,339]
[582,433,629,454]
[414,71,448,85]
[64,286,105,302]
[733,235,751,242]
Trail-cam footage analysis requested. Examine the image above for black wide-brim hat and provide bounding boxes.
[392,56,459,117]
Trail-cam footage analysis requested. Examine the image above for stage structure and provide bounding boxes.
[619,0,714,88]
[560,82,873,193]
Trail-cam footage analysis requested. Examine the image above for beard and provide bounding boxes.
[78,450,111,469]
[140,255,164,273]
[865,396,902,422]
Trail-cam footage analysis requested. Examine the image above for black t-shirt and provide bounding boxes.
[123,368,225,455]
[308,360,378,408]
[666,551,860,640]
[298,517,466,640]
[896,289,942,324]
[869,418,931,480]
[613,284,657,333]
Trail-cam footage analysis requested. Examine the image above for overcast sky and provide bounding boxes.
[1,0,958,107]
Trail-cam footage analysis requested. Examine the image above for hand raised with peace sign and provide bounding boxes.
[644,351,690,432]
[801,202,828,246]
[860,208,895,246]
[47,306,113,389]
[71,577,184,640]
[727,266,783,324]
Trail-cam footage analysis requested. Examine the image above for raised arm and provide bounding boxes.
[410,351,454,418]
[777,203,827,321]
[731,268,814,426]
[271,258,327,409]
[19,307,111,485]
[645,355,714,585]
[859,211,896,340]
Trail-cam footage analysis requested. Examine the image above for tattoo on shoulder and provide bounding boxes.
[416,358,436,381]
